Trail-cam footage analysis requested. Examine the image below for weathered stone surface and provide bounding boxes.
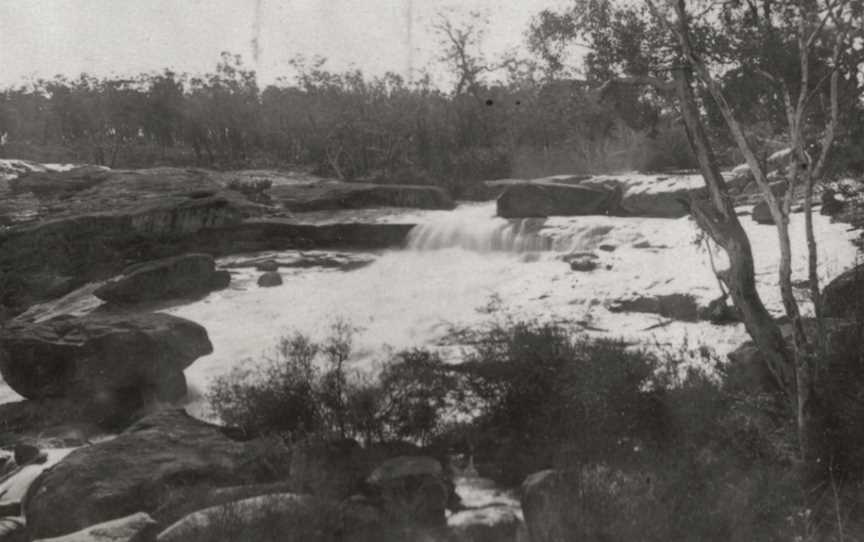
[94,254,227,304]
[823,264,864,319]
[270,182,455,212]
[497,182,623,218]
[448,505,521,542]
[256,272,283,288]
[156,493,336,542]
[0,312,211,406]
[24,409,289,539]
[33,512,158,542]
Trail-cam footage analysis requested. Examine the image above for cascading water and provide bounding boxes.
[405,202,633,254]
[405,203,553,252]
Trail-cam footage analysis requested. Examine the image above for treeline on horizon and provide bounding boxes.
[0,49,705,196]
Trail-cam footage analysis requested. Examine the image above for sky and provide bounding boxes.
[0,0,570,89]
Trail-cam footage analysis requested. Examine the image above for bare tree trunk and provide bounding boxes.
[672,68,794,397]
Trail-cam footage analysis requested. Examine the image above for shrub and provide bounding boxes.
[208,322,456,446]
[449,322,663,484]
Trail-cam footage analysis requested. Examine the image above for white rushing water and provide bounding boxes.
[159,200,859,418]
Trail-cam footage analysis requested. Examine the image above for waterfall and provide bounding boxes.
[405,203,553,252]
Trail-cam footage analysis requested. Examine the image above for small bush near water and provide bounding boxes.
[209,320,864,540]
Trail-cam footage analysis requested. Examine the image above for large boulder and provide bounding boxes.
[0,312,212,410]
[752,200,774,224]
[94,254,229,305]
[496,182,622,218]
[448,506,521,542]
[288,438,365,500]
[823,264,864,319]
[23,409,289,539]
[365,456,449,528]
[256,272,283,288]
[155,493,337,542]
[34,512,158,542]
[270,182,455,212]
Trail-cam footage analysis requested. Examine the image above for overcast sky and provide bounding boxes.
[0,0,569,88]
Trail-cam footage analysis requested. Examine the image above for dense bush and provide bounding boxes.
[208,323,456,445]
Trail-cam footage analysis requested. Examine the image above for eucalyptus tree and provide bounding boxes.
[530,0,864,463]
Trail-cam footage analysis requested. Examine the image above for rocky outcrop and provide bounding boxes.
[270,182,455,212]
[9,166,111,198]
[0,313,211,412]
[34,512,158,542]
[823,264,864,319]
[94,254,230,305]
[496,182,623,218]
[23,409,290,539]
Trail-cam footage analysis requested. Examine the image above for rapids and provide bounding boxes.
[161,201,858,418]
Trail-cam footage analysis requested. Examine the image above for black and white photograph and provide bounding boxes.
[0,1,863,540]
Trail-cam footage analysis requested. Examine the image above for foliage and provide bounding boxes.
[208,323,455,446]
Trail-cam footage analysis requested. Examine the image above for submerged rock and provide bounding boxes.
[24,409,289,539]
[94,253,229,305]
[0,312,212,408]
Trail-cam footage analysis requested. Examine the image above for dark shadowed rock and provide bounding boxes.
[33,512,159,542]
[823,264,864,319]
[270,182,455,212]
[288,439,365,500]
[0,399,109,445]
[569,259,598,272]
[255,260,279,272]
[257,272,283,287]
[496,182,622,218]
[24,409,289,539]
[609,294,700,322]
[94,254,225,304]
[752,201,774,224]
[365,456,449,527]
[0,312,212,407]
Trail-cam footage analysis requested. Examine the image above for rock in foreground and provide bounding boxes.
[24,409,287,539]
[823,264,864,319]
[34,512,158,542]
[0,312,212,407]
